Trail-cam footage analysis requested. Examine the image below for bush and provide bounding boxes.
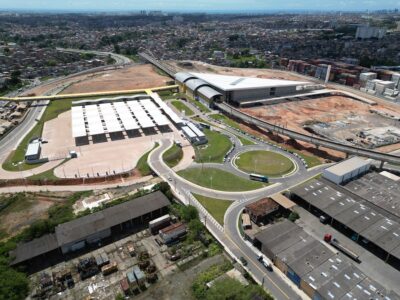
[288,211,300,222]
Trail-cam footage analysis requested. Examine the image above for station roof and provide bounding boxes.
[185,78,209,91]
[189,72,309,92]
[197,86,222,99]
[175,72,196,83]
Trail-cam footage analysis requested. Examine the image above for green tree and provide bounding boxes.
[0,265,29,300]
[181,205,199,222]
[288,211,300,222]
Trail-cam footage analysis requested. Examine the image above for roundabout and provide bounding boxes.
[233,150,296,178]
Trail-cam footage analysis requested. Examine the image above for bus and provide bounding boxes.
[249,173,269,183]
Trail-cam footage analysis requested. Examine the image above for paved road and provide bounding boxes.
[147,138,328,300]
[56,47,132,66]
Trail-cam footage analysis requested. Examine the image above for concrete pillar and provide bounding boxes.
[379,161,384,169]
[345,153,349,158]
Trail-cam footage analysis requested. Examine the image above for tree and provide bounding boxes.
[288,211,300,222]
[180,205,198,222]
[0,265,29,300]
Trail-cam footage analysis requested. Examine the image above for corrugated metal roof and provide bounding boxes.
[175,72,196,83]
[185,78,209,91]
[197,86,222,99]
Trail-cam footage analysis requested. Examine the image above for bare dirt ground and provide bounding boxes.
[168,60,308,81]
[60,65,170,95]
[242,96,372,135]
[0,192,74,238]
[21,64,169,97]
[241,95,400,155]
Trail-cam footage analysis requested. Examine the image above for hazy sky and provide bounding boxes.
[0,0,398,12]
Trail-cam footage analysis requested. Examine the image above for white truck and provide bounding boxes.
[244,240,273,271]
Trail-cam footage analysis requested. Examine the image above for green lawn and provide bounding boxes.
[235,150,295,177]
[290,149,322,168]
[209,113,241,130]
[193,193,232,225]
[236,135,255,146]
[3,99,74,171]
[171,100,194,116]
[186,97,211,113]
[136,143,159,176]
[195,129,232,163]
[163,144,183,168]
[178,167,265,191]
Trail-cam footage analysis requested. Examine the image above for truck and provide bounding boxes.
[149,214,171,234]
[324,234,360,263]
[244,240,273,271]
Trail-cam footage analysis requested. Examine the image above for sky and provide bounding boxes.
[0,0,398,12]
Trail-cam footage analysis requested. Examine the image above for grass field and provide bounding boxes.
[163,144,183,168]
[171,100,194,116]
[195,129,232,163]
[209,114,241,130]
[236,135,255,146]
[3,99,74,171]
[235,150,295,177]
[193,193,232,225]
[178,167,265,191]
[136,143,159,176]
[186,97,211,113]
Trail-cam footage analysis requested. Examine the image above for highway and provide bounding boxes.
[56,47,132,66]
[216,102,400,165]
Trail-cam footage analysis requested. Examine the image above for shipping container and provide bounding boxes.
[101,261,118,276]
[149,214,171,234]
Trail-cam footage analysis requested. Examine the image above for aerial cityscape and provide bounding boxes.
[0,1,400,300]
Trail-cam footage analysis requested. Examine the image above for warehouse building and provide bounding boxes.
[181,121,207,145]
[290,179,400,270]
[254,220,400,300]
[10,191,170,271]
[322,157,370,185]
[175,72,314,107]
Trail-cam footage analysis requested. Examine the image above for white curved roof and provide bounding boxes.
[190,72,310,92]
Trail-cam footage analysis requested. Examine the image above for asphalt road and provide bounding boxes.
[148,138,328,300]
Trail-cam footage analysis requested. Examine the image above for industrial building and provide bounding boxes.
[175,72,316,107]
[290,178,400,270]
[322,157,370,185]
[11,191,170,270]
[254,220,400,300]
[245,198,280,225]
